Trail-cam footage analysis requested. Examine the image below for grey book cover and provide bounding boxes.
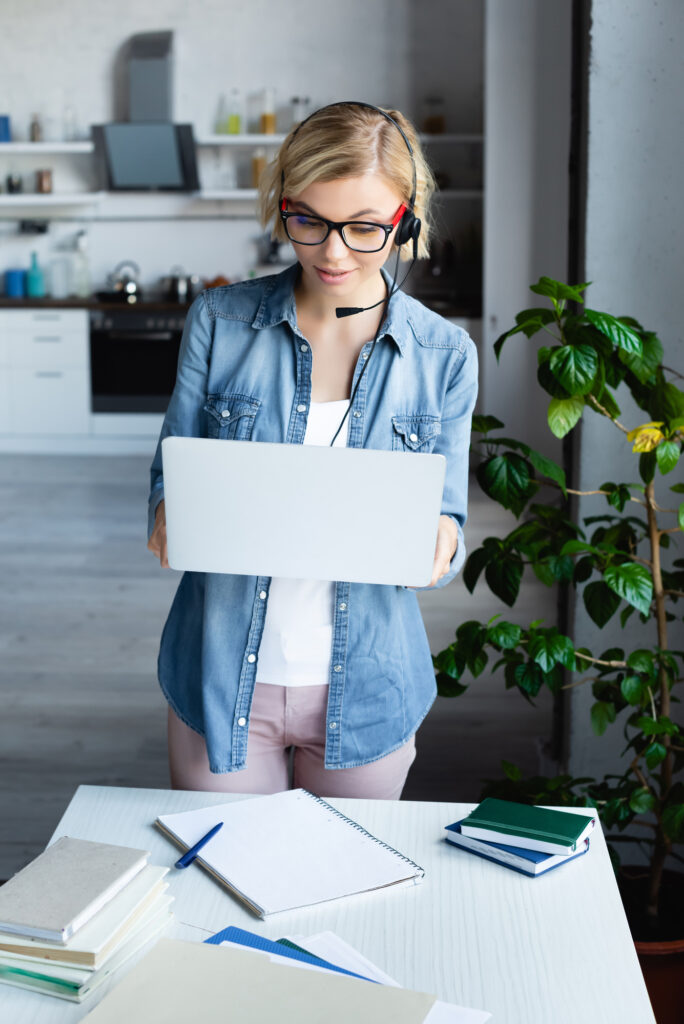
[0,836,149,943]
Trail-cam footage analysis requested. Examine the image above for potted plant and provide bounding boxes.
[433,277,684,1021]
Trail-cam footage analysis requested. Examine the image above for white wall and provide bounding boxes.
[482,0,572,458]
[0,0,483,292]
[568,0,684,777]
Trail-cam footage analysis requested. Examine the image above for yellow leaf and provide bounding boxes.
[631,428,665,453]
[626,421,664,442]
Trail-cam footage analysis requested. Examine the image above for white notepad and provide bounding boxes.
[155,789,424,917]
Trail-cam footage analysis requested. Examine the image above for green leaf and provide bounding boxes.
[463,546,492,594]
[502,760,522,781]
[656,440,680,475]
[436,674,468,698]
[530,277,589,303]
[679,502,684,530]
[620,675,644,705]
[629,788,656,814]
[485,556,523,607]
[620,605,636,628]
[619,331,663,384]
[548,396,584,438]
[538,359,572,399]
[645,742,667,770]
[471,414,504,435]
[626,649,655,674]
[525,448,567,493]
[604,563,653,617]
[528,632,576,672]
[591,701,617,736]
[639,451,657,484]
[487,621,522,649]
[561,539,598,556]
[650,382,684,423]
[671,482,684,493]
[548,555,575,582]
[477,453,532,514]
[549,345,599,396]
[584,310,643,355]
[583,581,622,627]
[662,803,684,842]
[514,661,544,697]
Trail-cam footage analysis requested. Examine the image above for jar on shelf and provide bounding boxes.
[251,147,267,188]
[226,89,244,134]
[290,96,310,127]
[260,88,276,134]
[422,96,445,134]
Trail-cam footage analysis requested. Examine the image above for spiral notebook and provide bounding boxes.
[155,789,424,918]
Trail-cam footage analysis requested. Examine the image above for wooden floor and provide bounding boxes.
[0,454,555,879]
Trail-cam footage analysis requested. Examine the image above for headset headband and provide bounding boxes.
[281,100,417,211]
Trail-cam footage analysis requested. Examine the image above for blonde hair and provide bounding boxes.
[258,103,436,260]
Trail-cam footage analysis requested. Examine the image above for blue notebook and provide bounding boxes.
[445,820,590,876]
[206,926,375,983]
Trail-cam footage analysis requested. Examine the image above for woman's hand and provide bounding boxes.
[409,514,458,589]
[147,499,169,568]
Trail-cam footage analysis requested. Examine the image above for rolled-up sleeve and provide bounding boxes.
[147,292,214,540]
[416,335,479,590]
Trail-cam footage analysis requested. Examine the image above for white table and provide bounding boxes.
[2,786,654,1024]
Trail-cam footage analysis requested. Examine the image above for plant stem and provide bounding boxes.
[575,652,627,668]
[644,480,672,920]
[586,394,630,432]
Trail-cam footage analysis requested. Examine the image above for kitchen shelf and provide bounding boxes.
[197,134,286,147]
[197,189,259,200]
[0,192,105,206]
[0,141,94,154]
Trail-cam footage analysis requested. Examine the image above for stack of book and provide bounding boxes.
[444,798,596,877]
[0,836,174,1002]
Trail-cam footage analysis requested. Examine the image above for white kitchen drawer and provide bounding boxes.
[6,309,88,333]
[8,328,89,368]
[8,366,90,434]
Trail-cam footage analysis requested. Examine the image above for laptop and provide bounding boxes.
[161,437,446,587]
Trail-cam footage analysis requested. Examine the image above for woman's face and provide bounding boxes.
[285,174,405,301]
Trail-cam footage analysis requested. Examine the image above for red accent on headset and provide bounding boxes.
[280,197,288,212]
[391,204,407,226]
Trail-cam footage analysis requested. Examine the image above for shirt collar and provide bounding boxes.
[251,263,411,356]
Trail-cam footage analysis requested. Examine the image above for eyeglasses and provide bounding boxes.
[280,199,406,253]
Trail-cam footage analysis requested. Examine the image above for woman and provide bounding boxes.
[147,101,478,799]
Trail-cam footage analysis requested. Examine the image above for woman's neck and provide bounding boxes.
[294,266,387,327]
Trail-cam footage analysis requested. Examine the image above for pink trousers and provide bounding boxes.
[168,682,416,800]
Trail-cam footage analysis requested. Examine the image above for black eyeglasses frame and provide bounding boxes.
[279,201,407,254]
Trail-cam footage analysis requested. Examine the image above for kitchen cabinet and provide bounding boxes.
[0,310,90,436]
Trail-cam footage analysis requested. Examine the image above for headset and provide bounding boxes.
[277,101,423,443]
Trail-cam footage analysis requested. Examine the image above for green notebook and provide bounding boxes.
[460,799,596,855]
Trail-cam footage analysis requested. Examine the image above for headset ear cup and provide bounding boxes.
[395,211,417,248]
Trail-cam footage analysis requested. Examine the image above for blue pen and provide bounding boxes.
[175,821,224,869]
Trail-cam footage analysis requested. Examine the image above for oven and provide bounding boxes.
[89,307,185,413]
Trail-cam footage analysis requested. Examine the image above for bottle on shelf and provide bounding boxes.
[226,89,244,134]
[71,230,91,299]
[29,113,43,142]
[260,88,276,134]
[26,252,46,298]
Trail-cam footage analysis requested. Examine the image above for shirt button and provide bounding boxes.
[353,411,361,418]
[221,409,230,419]
[238,717,246,727]
[339,602,347,611]
[409,432,418,442]
[333,664,342,672]
[329,721,337,730]
[362,352,368,360]
[297,404,306,413]
[259,590,267,600]
[247,654,256,663]
[300,344,308,352]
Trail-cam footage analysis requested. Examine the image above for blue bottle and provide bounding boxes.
[26,251,45,299]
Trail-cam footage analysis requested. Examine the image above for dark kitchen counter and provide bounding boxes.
[0,297,192,312]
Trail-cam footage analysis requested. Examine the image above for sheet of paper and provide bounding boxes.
[286,932,492,1024]
[82,938,436,1024]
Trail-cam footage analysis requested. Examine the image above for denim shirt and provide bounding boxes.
[148,264,478,772]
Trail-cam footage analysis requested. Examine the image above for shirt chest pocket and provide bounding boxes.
[391,414,441,453]
[204,393,261,440]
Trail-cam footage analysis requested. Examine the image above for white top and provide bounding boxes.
[256,400,350,687]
